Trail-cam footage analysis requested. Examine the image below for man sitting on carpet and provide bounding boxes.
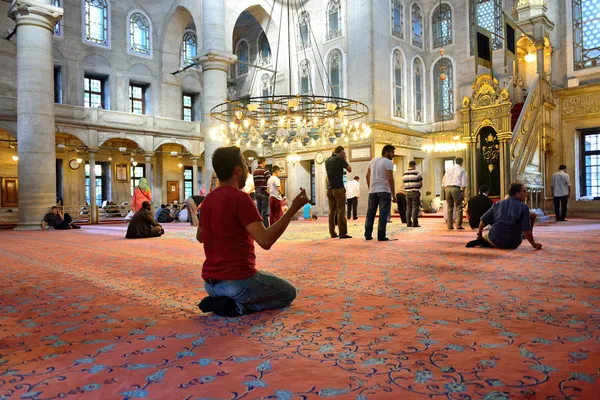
[41,206,81,230]
[466,183,542,250]
[197,146,309,317]
[126,201,164,239]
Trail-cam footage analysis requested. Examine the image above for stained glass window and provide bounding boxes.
[581,131,600,198]
[298,11,311,50]
[469,0,502,55]
[414,58,423,122]
[237,40,249,76]
[432,3,452,48]
[412,4,423,48]
[433,58,454,122]
[84,0,108,46]
[573,0,600,70]
[183,94,193,121]
[181,31,197,67]
[258,33,271,66]
[129,13,151,56]
[52,0,61,36]
[327,0,342,40]
[129,84,145,115]
[392,0,403,39]
[327,49,343,97]
[84,76,104,108]
[393,50,404,118]
[300,59,312,95]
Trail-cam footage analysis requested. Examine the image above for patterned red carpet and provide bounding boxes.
[1,218,599,399]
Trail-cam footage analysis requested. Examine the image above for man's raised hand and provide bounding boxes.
[291,188,309,211]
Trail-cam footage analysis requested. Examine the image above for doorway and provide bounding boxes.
[1,177,18,207]
[167,181,180,204]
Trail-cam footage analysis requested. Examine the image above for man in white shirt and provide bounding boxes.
[346,176,360,220]
[267,165,283,225]
[551,164,571,221]
[364,145,397,241]
[442,157,468,230]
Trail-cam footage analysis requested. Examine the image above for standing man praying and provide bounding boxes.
[402,160,423,228]
[551,164,571,222]
[325,146,352,239]
[364,145,397,241]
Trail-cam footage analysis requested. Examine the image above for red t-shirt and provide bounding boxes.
[200,186,263,281]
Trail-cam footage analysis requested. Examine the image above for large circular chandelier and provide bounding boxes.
[208,0,371,151]
[208,95,371,149]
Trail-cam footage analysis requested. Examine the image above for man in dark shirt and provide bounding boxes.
[467,185,494,229]
[41,206,80,230]
[466,183,542,250]
[126,201,164,239]
[157,205,174,223]
[325,146,352,239]
[253,157,271,228]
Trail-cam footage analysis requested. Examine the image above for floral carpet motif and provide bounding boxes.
[0,219,599,399]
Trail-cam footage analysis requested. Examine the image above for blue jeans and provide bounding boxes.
[364,192,392,240]
[204,271,296,315]
[256,192,270,228]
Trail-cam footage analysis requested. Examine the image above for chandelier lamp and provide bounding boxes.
[421,132,467,153]
[208,0,371,152]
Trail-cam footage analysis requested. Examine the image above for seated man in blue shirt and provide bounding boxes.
[466,183,542,250]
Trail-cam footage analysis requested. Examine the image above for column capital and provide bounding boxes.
[144,152,154,159]
[194,50,236,73]
[190,156,200,162]
[9,0,64,31]
[87,147,99,154]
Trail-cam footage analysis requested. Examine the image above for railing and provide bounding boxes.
[509,74,552,211]
[510,75,541,177]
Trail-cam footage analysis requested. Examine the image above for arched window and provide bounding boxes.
[298,11,311,50]
[469,0,502,54]
[327,49,343,97]
[573,0,600,70]
[433,58,454,122]
[129,12,151,56]
[84,0,109,46]
[392,0,403,39]
[257,33,271,66]
[52,0,61,36]
[327,0,342,40]
[393,50,404,118]
[413,58,424,122]
[181,31,197,67]
[412,3,423,48]
[432,3,452,48]
[299,59,312,95]
[236,40,249,76]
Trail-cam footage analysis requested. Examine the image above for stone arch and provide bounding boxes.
[226,2,280,54]
[97,133,149,152]
[82,54,111,68]
[55,126,91,148]
[152,137,193,153]
[161,5,199,73]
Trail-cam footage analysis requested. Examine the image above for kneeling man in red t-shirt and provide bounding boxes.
[197,146,309,316]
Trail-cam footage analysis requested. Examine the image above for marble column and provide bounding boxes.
[194,0,236,191]
[10,1,63,230]
[191,156,199,195]
[144,153,154,202]
[88,148,98,223]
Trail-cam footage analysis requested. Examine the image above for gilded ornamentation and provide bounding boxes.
[516,0,546,7]
[374,130,423,150]
[470,74,505,109]
[562,94,600,118]
[462,96,471,108]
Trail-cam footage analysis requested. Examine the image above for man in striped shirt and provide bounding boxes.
[253,157,271,228]
[402,161,423,228]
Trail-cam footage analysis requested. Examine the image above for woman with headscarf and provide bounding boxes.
[131,177,152,213]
